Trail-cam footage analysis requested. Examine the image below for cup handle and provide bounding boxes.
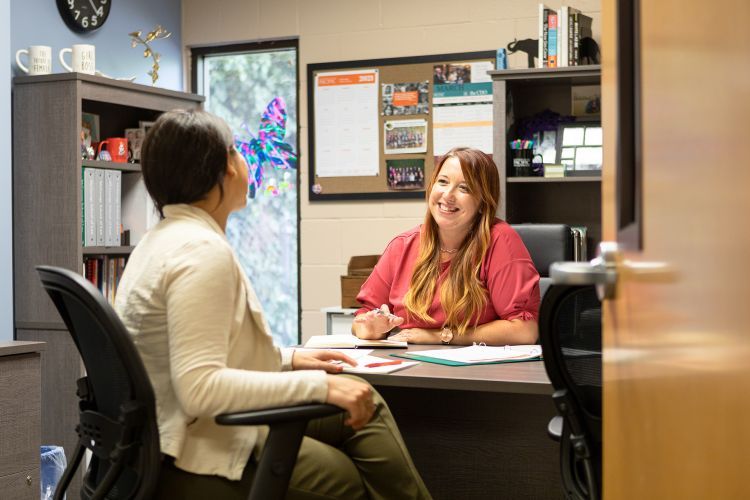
[16,49,29,73]
[59,48,73,72]
[97,140,108,155]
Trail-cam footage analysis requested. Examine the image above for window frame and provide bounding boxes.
[190,38,302,343]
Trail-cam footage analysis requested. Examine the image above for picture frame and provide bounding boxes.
[555,123,603,175]
[138,120,155,137]
[81,112,100,148]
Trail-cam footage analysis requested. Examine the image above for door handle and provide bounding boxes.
[550,242,676,300]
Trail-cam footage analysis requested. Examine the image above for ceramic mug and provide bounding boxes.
[16,46,52,75]
[59,44,96,75]
[98,138,128,163]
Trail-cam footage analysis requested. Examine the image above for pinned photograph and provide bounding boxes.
[384,119,428,155]
[387,159,425,191]
[382,81,429,115]
[433,63,471,84]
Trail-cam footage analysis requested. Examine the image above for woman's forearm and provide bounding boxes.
[452,319,539,346]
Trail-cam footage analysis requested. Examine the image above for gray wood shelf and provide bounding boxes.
[492,66,602,258]
[82,159,141,172]
[13,75,203,493]
[82,246,136,255]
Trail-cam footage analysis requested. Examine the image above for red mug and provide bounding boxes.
[97,137,129,163]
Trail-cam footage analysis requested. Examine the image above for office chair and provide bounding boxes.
[37,265,341,500]
[538,284,602,500]
[511,224,575,298]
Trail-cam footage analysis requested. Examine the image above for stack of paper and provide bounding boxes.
[304,334,407,349]
[394,345,542,366]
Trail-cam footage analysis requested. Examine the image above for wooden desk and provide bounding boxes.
[356,346,561,500]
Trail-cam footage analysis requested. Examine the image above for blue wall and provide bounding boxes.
[1,1,11,341]
[11,0,182,90]
[2,0,183,341]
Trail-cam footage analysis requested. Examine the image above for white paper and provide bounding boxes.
[432,104,493,155]
[340,355,419,374]
[574,147,603,170]
[314,69,379,177]
[561,147,576,159]
[409,345,542,363]
[562,127,585,146]
[584,127,603,146]
[469,61,495,83]
[304,334,407,349]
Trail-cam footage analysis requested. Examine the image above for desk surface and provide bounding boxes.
[354,345,552,395]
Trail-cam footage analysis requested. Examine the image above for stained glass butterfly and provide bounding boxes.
[235,97,297,198]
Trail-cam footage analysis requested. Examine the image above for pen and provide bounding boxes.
[365,360,403,368]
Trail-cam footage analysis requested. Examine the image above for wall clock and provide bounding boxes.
[56,0,111,33]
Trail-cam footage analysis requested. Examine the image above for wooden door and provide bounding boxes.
[601,0,750,497]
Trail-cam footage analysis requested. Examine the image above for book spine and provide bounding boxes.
[573,13,580,65]
[538,4,544,68]
[84,168,97,246]
[94,169,105,246]
[560,7,567,67]
[114,170,121,246]
[104,169,114,247]
[568,9,575,65]
[542,8,549,67]
[548,12,558,68]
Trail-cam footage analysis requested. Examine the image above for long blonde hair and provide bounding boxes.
[403,147,500,336]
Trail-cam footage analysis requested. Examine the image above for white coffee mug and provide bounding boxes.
[16,46,52,75]
[59,44,96,75]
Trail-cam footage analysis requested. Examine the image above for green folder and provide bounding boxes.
[390,352,542,367]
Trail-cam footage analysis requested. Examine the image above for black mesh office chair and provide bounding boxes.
[512,224,575,297]
[538,284,602,500]
[37,265,341,500]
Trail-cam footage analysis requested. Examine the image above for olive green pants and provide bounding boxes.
[155,385,432,500]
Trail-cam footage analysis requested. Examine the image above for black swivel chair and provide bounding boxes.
[538,284,602,500]
[512,224,575,298]
[37,265,341,500]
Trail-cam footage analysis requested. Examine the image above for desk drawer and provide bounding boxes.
[0,353,41,477]
[0,468,40,500]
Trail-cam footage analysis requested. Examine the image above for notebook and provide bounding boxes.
[304,334,408,349]
[392,344,542,366]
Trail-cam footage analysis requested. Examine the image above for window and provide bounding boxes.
[192,40,299,346]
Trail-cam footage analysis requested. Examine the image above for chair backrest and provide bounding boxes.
[538,284,602,500]
[512,224,575,298]
[36,265,160,500]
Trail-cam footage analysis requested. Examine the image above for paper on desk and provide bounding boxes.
[403,345,542,364]
[339,355,419,374]
[304,334,407,349]
[296,348,417,373]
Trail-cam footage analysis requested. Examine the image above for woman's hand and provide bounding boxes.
[389,328,442,344]
[292,350,357,374]
[352,304,404,340]
[325,376,375,430]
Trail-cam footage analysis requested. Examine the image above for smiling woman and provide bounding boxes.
[352,147,541,346]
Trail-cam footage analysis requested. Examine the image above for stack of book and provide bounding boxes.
[538,4,593,68]
[82,167,121,247]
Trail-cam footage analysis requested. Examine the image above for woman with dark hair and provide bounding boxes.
[115,109,431,499]
[352,147,540,346]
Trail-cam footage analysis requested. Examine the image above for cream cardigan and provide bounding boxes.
[114,204,328,480]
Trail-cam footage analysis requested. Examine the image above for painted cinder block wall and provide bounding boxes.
[181,0,601,341]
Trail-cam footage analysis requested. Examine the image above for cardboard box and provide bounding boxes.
[340,255,380,308]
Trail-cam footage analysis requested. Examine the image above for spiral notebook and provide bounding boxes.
[392,344,542,366]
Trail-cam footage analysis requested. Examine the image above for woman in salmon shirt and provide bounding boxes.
[352,147,540,346]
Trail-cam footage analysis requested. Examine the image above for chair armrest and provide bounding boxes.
[548,415,563,441]
[216,403,341,426]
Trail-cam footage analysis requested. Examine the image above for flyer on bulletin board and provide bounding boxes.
[432,81,494,156]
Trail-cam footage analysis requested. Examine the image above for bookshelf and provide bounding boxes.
[490,65,601,258]
[12,73,203,484]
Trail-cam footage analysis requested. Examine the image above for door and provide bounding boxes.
[600,0,750,497]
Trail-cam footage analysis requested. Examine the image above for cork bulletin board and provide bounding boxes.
[307,51,496,201]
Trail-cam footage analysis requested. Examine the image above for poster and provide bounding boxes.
[314,69,379,177]
[382,81,430,116]
[432,82,493,155]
